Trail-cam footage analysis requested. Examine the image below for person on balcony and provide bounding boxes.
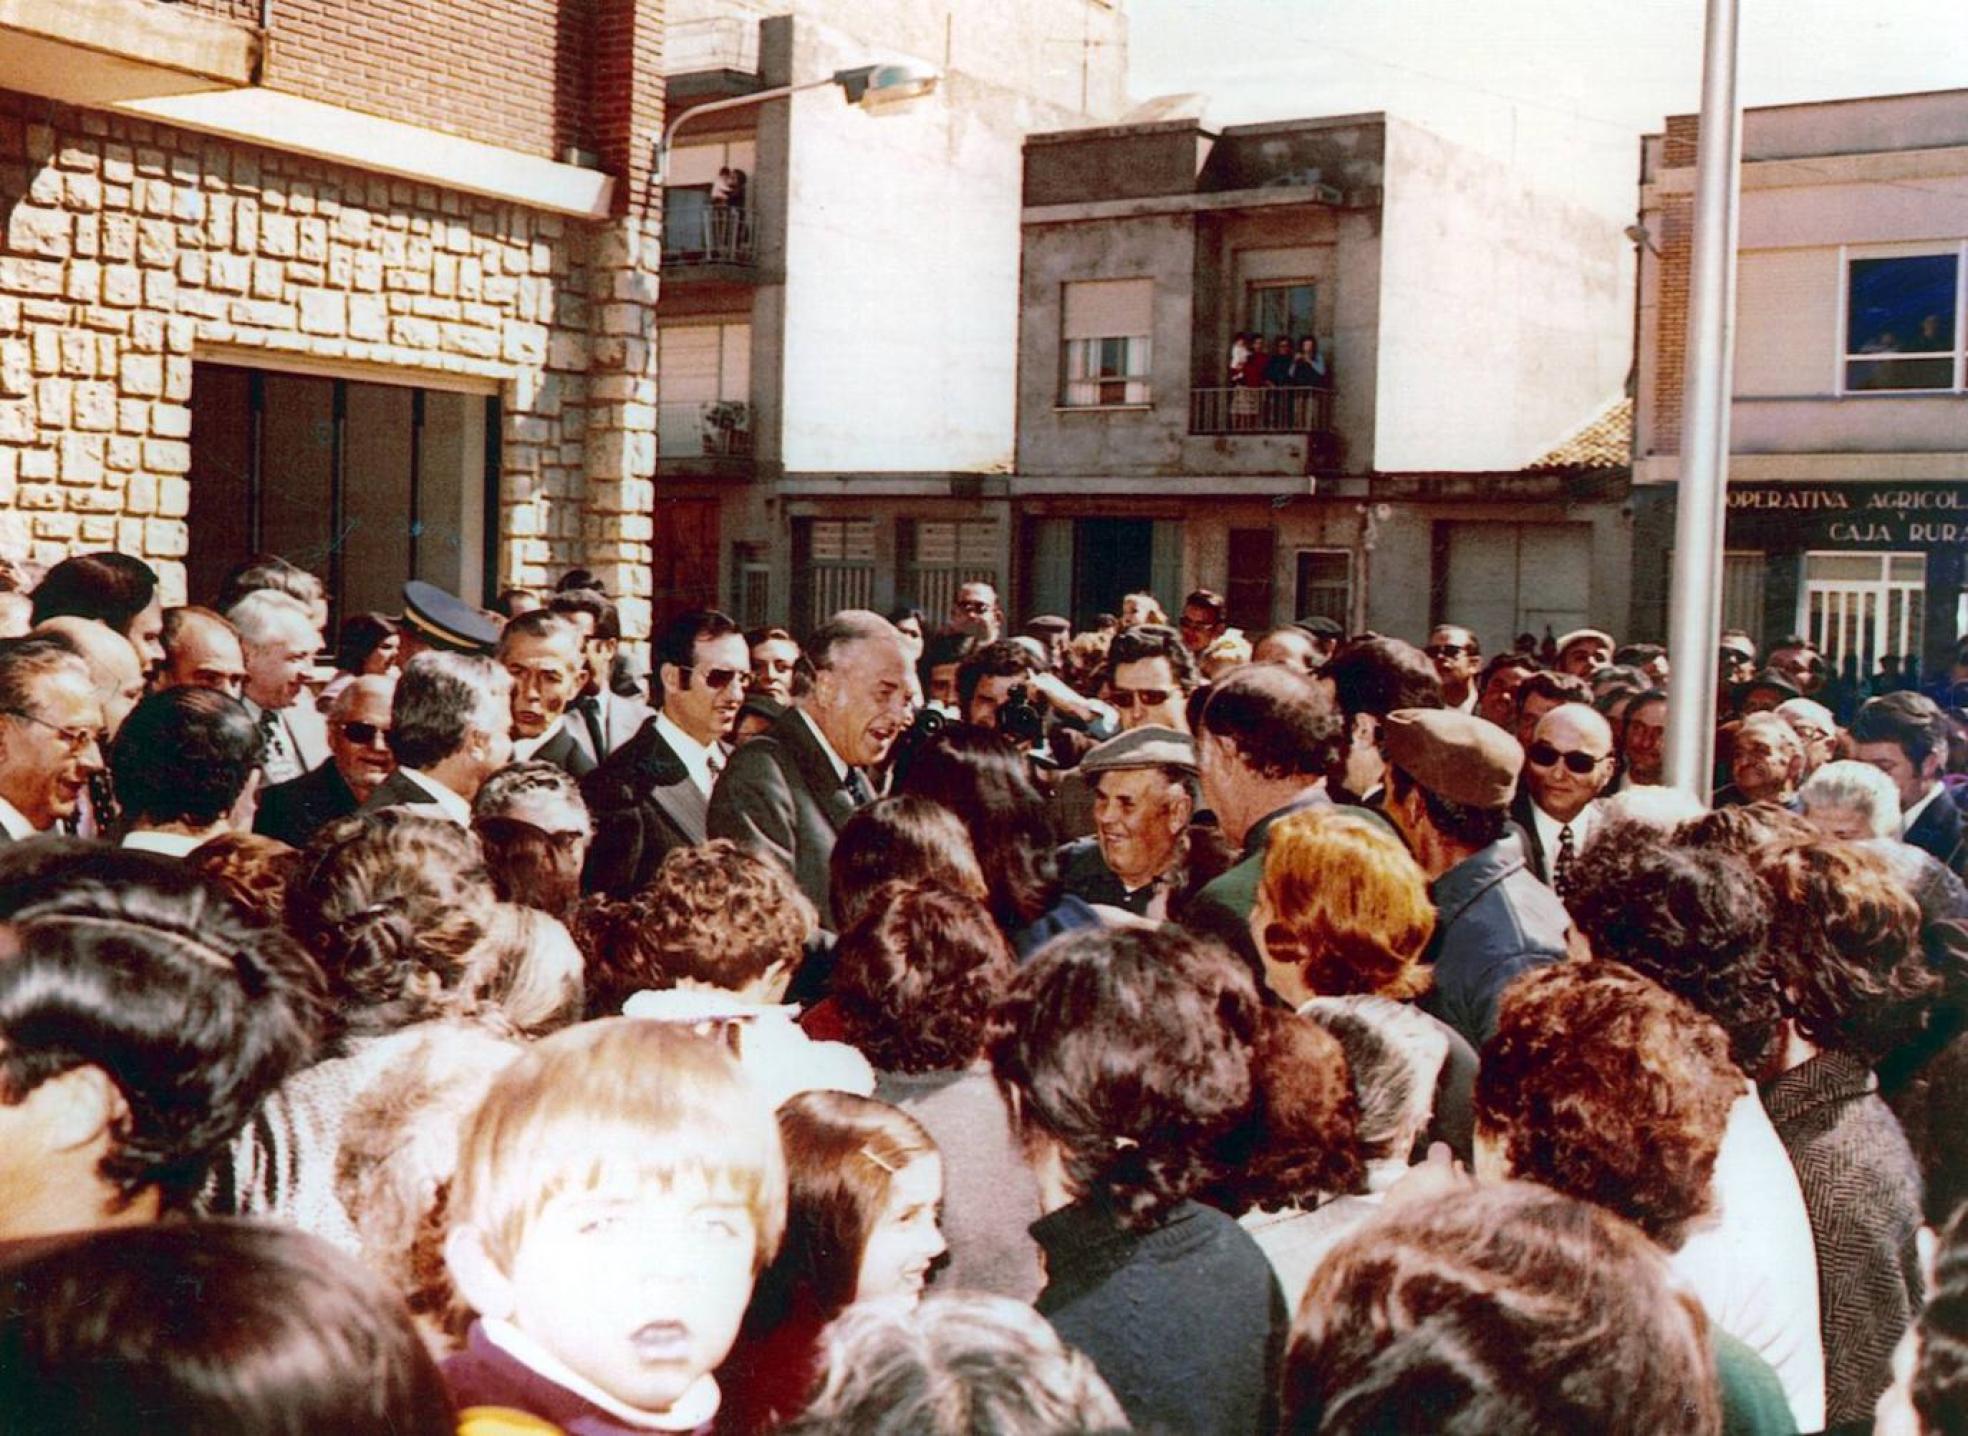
[1262,336,1296,426]
[1290,335,1330,389]
[1233,337,1269,429]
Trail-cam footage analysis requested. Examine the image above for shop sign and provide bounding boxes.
[1725,482,1968,548]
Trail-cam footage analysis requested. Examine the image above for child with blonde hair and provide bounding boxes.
[442,1020,787,1434]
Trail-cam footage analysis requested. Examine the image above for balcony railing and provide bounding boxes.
[662,207,757,268]
[660,401,754,461]
[1189,385,1335,436]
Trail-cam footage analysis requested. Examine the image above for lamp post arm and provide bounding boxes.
[654,77,835,185]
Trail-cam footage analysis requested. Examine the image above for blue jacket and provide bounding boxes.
[1420,831,1572,1048]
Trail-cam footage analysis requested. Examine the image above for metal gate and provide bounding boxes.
[1801,551,1925,684]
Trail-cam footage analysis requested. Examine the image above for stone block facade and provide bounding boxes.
[0,95,662,637]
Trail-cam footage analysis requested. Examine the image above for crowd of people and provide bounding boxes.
[3,549,1968,1435]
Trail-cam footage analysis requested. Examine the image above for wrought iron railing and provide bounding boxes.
[663,207,757,267]
[1189,385,1335,435]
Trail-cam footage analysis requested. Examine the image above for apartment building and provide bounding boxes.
[1007,112,1631,649]
[0,0,662,632]
[651,0,1128,631]
[1631,88,1968,681]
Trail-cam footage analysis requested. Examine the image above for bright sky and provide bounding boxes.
[1126,0,1968,221]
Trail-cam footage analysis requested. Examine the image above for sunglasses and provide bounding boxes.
[334,720,391,746]
[1425,643,1475,659]
[695,666,748,692]
[1109,687,1174,709]
[1527,741,1605,775]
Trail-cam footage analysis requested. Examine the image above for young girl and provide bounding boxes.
[716,1093,946,1434]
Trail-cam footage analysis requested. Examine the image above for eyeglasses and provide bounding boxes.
[1109,687,1174,710]
[1425,643,1475,660]
[1526,741,1606,775]
[3,709,106,754]
[695,666,748,692]
[333,719,391,746]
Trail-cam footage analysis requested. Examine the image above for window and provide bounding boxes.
[1844,249,1963,393]
[733,543,771,629]
[658,324,751,459]
[902,520,998,619]
[187,364,494,627]
[792,518,876,635]
[1248,282,1316,345]
[1295,548,1352,628]
[1802,551,1924,682]
[1060,279,1153,406]
[662,141,756,265]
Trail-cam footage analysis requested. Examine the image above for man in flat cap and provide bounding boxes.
[1057,726,1199,918]
[1554,627,1614,679]
[1380,707,1574,1048]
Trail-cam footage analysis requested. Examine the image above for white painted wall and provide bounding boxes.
[1735,249,1840,397]
[1372,118,1628,472]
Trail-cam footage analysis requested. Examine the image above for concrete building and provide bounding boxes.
[1,0,662,632]
[1006,112,1631,648]
[652,0,1128,632]
[1632,88,1968,683]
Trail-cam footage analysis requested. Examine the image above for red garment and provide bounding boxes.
[1239,353,1270,388]
[713,1299,830,1436]
[797,997,849,1044]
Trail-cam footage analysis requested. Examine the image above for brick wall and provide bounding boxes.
[1651,190,1693,454]
[262,0,598,164]
[0,89,603,605]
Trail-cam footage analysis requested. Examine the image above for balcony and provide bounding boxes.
[1189,385,1335,436]
[662,206,757,271]
[0,0,259,107]
[659,400,756,477]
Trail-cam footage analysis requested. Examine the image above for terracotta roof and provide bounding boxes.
[1529,396,1632,471]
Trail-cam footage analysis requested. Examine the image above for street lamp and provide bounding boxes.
[653,60,941,185]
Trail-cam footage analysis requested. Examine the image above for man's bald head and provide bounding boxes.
[1525,701,1615,822]
[34,617,146,739]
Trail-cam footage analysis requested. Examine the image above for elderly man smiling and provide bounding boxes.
[1058,727,1199,918]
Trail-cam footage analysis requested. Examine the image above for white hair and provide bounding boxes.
[1301,993,1449,1192]
[1797,759,1902,838]
[1591,784,1706,840]
[225,589,315,649]
[1775,697,1835,733]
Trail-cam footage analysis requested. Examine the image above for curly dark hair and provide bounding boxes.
[988,926,1259,1231]
[899,726,1060,932]
[573,839,812,1016]
[832,881,1014,1074]
[1678,801,1818,859]
[829,796,987,932]
[1476,960,1740,1250]
[1205,1006,1365,1214]
[1565,825,1783,1079]
[1754,840,1940,1065]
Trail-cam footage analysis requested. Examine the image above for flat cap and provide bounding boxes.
[1556,627,1614,657]
[1294,614,1345,639]
[1382,707,1521,809]
[1080,724,1198,777]
[401,580,500,656]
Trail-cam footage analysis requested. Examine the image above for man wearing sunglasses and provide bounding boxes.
[1509,703,1614,896]
[1102,627,1198,734]
[1424,625,1482,713]
[583,609,751,898]
[254,673,397,849]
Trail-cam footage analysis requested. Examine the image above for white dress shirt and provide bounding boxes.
[0,794,38,841]
[795,708,851,783]
[398,767,473,825]
[1528,798,1597,885]
[653,709,722,798]
[121,829,209,857]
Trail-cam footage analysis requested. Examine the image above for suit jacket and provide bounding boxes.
[356,768,444,815]
[581,716,715,897]
[568,689,655,766]
[254,759,361,849]
[250,699,330,783]
[707,709,865,929]
[524,722,597,779]
[1183,789,1339,970]
[1507,787,1549,883]
[1906,784,1968,877]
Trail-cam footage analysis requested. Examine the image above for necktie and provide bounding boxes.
[706,746,725,782]
[574,696,607,761]
[1554,821,1577,899]
[844,768,875,807]
[257,708,297,784]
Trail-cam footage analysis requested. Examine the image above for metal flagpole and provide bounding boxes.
[1662,0,1744,802]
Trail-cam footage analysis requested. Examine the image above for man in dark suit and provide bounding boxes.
[1852,690,1968,875]
[255,674,397,848]
[582,609,750,896]
[359,652,513,823]
[497,610,594,780]
[707,610,915,927]
[548,587,653,765]
[1509,702,1614,897]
